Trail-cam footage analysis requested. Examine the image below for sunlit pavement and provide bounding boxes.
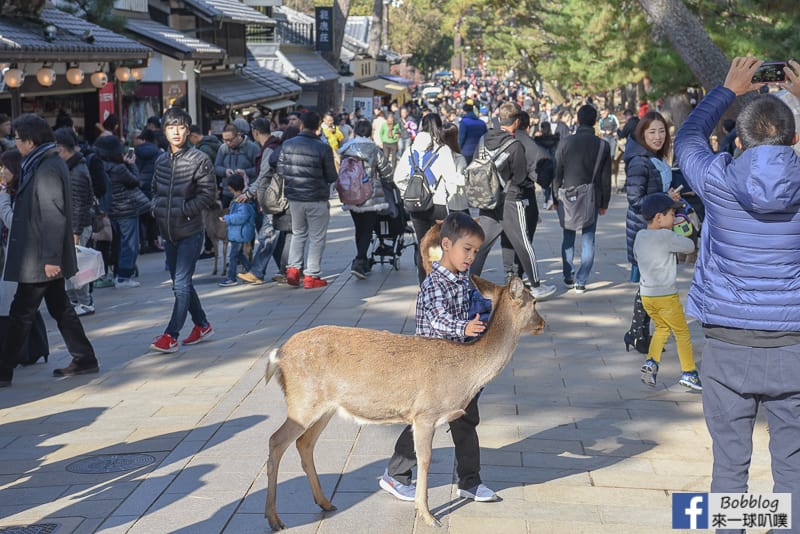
[0,194,774,533]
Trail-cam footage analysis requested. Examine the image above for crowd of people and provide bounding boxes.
[2,58,800,529]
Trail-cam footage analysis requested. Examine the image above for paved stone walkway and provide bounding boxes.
[0,195,775,533]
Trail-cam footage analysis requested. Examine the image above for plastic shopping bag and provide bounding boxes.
[65,246,105,290]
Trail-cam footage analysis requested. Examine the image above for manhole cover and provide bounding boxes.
[0,524,59,534]
[66,453,156,474]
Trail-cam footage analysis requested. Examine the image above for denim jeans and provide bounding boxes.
[561,218,597,285]
[113,217,140,280]
[164,231,208,339]
[250,221,281,279]
[226,241,252,282]
[288,200,330,277]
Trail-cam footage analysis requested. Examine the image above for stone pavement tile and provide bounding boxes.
[447,515,527,534]
[239,469,338,515]
[125,491,242,533]
[526,520,681,534]
[0,484,68,505]
[224,512,322,534]
[600,503,674,527]
[480,465,591,487]
[481,449,523,467]
[590,469,712,492]
[0,517,87,534]
[524,484,668,506]
[316,491,417,534]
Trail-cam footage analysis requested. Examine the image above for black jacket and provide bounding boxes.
[515,130,552,194]
[278,131,337,202]
[194,135,221,163]
[482,128,528,202]
[135,141,162,197]
[105,161,151,220]
[4,146,77,283]
[623,136,665,264]
[554,125,612,210]
[65,153,94,234]
[152,146,217,243]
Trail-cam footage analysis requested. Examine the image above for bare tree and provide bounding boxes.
[367,0,383,58]
[637,0,730,91]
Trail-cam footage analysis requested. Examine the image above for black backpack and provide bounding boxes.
[403,148,441,213]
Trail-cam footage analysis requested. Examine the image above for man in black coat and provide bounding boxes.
[278,111,337,289]
[149,108,217,354]
[0,114,99,387]
[553,105,612,293]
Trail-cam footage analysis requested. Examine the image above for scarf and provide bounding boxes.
[650,157,672,192]
[19,143,57,190]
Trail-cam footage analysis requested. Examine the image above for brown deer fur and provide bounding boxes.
[264,275,545,530]
[201,204,229,276]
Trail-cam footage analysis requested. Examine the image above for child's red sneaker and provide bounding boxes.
[303,276,327,289]
[182,323,214,345]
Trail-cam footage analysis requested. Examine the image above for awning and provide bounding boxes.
[262,99,296,110]
[0,8,150,62]
[125,19,225,61]
[277,50,339,84]
[381,74,414,87]
[201,63,301,108]
[358,77,410,95]
[183,0,274,26]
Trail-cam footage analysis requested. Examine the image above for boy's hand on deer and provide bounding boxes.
[465,314,485,336]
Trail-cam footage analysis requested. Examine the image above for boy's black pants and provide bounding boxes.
[387,389,482,490]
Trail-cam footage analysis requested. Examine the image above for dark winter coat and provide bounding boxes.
[151,146,217,244]
[482,128,529,204]
[105,161,151,220]
[4,145,78,283]
[65,153,94,234]
[553,125,612,209]
[458,112,487,160]
[515,130,552,193]
[135,141,162,197]
[194,135,221,163]
[624,136,667,264]
[277,131,338,203]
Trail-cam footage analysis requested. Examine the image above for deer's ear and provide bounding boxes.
[471,275,498,300]
[509,277,526,302]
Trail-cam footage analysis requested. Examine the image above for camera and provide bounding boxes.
[751,62,787,84]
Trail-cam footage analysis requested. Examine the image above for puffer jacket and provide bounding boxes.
[65,153,94,234]
[214,137,260,197]
[624,136,666,264]
[152,146,217,244]
[458,112,488,160]
[278,131,337,202]
[105,161,151,220]
[194,135,221,163]
[223,198,256,243]
[676,86,800,331]
[135,141,162,197]
[338,136,393,213]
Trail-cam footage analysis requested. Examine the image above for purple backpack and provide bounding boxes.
[336,155,372,206]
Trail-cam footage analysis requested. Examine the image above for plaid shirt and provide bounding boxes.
[415,261,471,342]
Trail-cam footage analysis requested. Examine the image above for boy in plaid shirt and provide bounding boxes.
[380,212,499,502]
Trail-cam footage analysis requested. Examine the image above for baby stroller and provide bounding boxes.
[369,183,418,270]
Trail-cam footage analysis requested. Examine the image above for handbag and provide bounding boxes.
[91,213,112,242]
[556,139,605,231]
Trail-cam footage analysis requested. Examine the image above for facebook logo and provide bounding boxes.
[673,493,709,529]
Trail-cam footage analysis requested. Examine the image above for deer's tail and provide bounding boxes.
[265,348,281,385]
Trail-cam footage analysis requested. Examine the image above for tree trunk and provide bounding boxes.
[636,0,729,91]
[367,0,383,58]
[318,0,351,112]
[659,93,693,131]
[451,18,463,80]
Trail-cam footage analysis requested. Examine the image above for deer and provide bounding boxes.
[201,203,229,276]
[263,274,545,530]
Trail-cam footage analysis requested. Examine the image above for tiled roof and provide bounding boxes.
[183,0,274,26]
[126,19,225,61]
[0,8,150,62]
[278,50,339,84]
[201,62,300,108]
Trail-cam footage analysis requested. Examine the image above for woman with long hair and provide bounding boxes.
[394,113,463,283]
[623,111,682,353]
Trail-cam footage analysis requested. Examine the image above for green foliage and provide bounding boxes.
[388,0,452,76]
[60,0,125,33]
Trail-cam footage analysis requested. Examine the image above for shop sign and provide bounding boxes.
[315,7,333,52]
[98,83,115,122]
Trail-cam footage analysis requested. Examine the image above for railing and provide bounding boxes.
[113,0,148,12]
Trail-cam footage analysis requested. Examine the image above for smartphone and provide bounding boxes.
[752,62,787,84]
[127,147,135,157]
[673,184,684,193]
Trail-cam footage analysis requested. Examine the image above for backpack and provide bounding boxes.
[464,137,518,209]
[256,169,289,215]
[335,155,372,206]
[402,148,441,213]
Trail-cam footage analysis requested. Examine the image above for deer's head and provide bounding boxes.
[471,275,545,335]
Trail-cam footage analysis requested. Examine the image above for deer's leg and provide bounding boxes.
[211,239,218,275]
[411,421,440,528]
[296,411,336,512]
[266,418,307,531]
[221,241,228,277]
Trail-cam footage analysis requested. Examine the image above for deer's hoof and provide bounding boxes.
[421,514,441,528]
[268,517,286,531]
[319,502,337,512]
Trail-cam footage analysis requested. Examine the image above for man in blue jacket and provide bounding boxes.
[675,57,800,529]
[458,101,487,164]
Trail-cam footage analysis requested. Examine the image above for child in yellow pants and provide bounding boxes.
[633,193,701,390]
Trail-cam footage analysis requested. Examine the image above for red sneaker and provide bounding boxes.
[150,333,178,353]
[303,275,328,289]
[182,323,214,345]
[286,267,301,286]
